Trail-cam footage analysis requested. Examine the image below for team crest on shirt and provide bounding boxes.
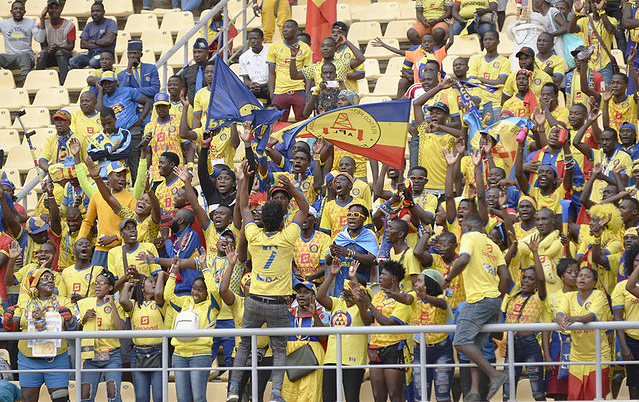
[533,78,541,86]
[352,188,361,196]
[494,62,500,68]
[623,101,629,108]
[309,244,319,253]
[85,272,91,281]
[104,305,112,314]
[149,303,157,310]
[219,132,228,141]
[546,60,552,67]
[301,181,311,190]
[331,311,352,327]
[145,76,150,81]
[584,301,592,310]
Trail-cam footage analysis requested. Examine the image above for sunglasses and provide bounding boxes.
[347,212,366,219]
[410,176,426,181]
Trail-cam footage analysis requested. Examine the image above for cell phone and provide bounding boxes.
[326,81,338,88]
[203,129,213,140]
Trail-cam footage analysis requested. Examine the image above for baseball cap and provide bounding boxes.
[53,109,71,121]
[515,47,535,58]
[332,21,348,33]
[154,92,171,106]
[118,218,137,231]
[27,217,50,235]
[426,102,450,115]
[294,281,316,294]
[570,45,588,58]
[47,0,62,5]
[100,71,116,82]
[106,160,129,175]
[193,38,208,50]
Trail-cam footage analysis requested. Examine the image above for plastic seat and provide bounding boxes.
[364,38,400,60]
[0,108,10,128]
[4,169,22,189]
[141,8,174,17]
[0,69,15,89]
[505,0,519,17]
[337,4,352,24]
[497,32,514,56]
[23,168,41,190]
[0,0,12,18]
[23,70,60,94]
[399,1,417,19]
[159,10,194,34]
[101,0,134,17]
[140,29,174,55]
[124,13,158,36]
[383,20,413,41]
[23,0,46,16]
[348,0,371,14]
[4,145,38,172]
[29,127,56,149]
[372,75,401,97]
[385,56,405,76]
[3,89,30,111]
[230,63,241,77]
[347,22,383,44]
[360,95,392,104]
[448,34,482,57]
[114,31,132,56]
[64,68,93,92]
[292,5,307,27]
[32,87,69,110]
[364,59,381,80]
[0,129,22,149]
[11,107,50,130]
[357,78,370,95]
[357,2,400,22]
[160,45,194,69]
[612,49,627,69]
[61,0,93,17]
[206,382,228,401]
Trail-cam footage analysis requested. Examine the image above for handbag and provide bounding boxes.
[285,343,318,382]
[557,335,571,380]
[587,15,620,74]
[134,345,162,369]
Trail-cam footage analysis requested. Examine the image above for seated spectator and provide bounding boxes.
[86,50,122,91]
[406,0,452,46]
[70,91,102,141]
[208,0,238,57]
[180,38,210,105]
[0,0,38,83]
[117,39,160,100]
[239,28,270,103]
[69,1,117,70]
[451,0,497,43]
[34,0,75,85]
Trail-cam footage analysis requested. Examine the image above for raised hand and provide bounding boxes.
[85,155,100,178]
[442,148,459,166]
[8,240,21,260]
[602,86,613,102]
[628,46,637,65]
[312,138,325,155]
[588,106,601,122]
[173,165,191,184]
[224,243,237,266]
[240,121,253,143]
[471,149,482,167]
[349,260,360,280]
[290,44,301,57]
[371,37,384,47]
[180,88,189,106]
[330,258,341,276]
[69,137,82,157]
[532,108,546,127]
[455,136,466,155]
[197,247,207,270]
[524,234,540,253]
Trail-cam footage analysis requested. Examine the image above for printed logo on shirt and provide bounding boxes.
[494,62,500,68]
[584,301,592,310]
[331,311,352,327]
[141,316,150,325]
[104,305,112,314]
[309,244,319,253]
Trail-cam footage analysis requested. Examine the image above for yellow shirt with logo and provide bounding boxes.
[324,296,369,365]
[417,128,455,190]
[319,196,367,238]
[389,247,421,292]
[334,46,364,92]
[77,298,126,357]
[612,279,639,341]
[145,117,185,182]
[70,110,102,141]
[511,230,563,294]
[503,68,553,98]
[607,95,637,133]
[155,177,185,212]
[60,264,101,300]
[266,40,314,94]
[333,147,367,179]
[150,100,194,129]
[202,254,243,320]
[458,231,505,303]
[301,58,351,87]
[409,290,448,344]
[294,231,332,278]
[502,290,545,324]
[15,295,74,358]
[527,184,568,215]
[369,292,412,347]
[430,253,465,309]
[468,54,511,107]
[273,171,316,210]
[417,0,452,19]
[350,179,373,212]
[590,148,633,203]
[535,54,567,78]
[107,243,162,281]
[193,86,211,127]
[192,126,235,170]
[458,0,490,19]
[576,17,617,71]
[126,299,165,345]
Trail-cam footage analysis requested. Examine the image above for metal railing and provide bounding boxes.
[1,321,638,402]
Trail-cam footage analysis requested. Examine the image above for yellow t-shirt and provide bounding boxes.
[535,54,567,78]
[502,93,534,119]
[528,184,568,215]
[417,0,452,19]
[70,110,102,140]
[126,299,165,345]
[41,133,88,166]
[150,100,194,128]
[458,0,490,19]
[369,292,412,348]
[590,148,633,203]
[333,147,367,179]
[612,279,639,341]
[192,126,235,169]
[145,117,185,182]
[389,247,421,292]
[301,58,351,87]
[204,223,240,257]
[202,254,243,320]
[334,46,364,92]
[607,95,637,133]
[60,264,101,300]
[577,17,617,71]
[544,106,570,135]
[266,40,313,94]
[79,189,138,252]
[324,297,369,365]
[57,223,85,269]
[503,68,553,98]
[193,86,211,128]
[458,231,505,303]
[502,290,545,324]
[245,221,300,296]
[430,253,465,309]
[511,230,563,294]
[77,298,127,357]
[294,231,332,278]
[468,54,511,107]
[423,87,461,118]
[107,243,162,281]
[155,177,184,212]
[319,196,367,238]
[350,179,373,212]
[116,208,160,244]
[409,290,448,344]
[416,128,455,191]
[273,171,316,210]
[557,289,611,361]
[15,264,66,306]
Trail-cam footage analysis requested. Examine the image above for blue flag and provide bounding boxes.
[251,108,284,154]
[456,80,484,146]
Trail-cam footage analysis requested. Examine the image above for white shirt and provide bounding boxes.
[238,44,269,85]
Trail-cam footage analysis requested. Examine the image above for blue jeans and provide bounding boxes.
[212,318,236,367]
[174,0,202,10]
[81,348,122,402]
[69,53,101,69]
[132,369,162,402]
[597,62,613,85]
[502,335,545,400]
[413,338,454,401]
[172,354,212,402]
[452,20,495,42]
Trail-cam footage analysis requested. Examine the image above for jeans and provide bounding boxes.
[597,62,614,86]
[81,348,122,402]
[213,318,236,367]
[452,20,495,43]
[502,335,545,400]
[172,354,211,402]
[69,53,101,69]
[132,368,162,402]
[175,0,203,10]
[625,334,639,388]
[36,49,72,85]
[230,296,290,393]
[413,338,454,402]
[322,365,366,402]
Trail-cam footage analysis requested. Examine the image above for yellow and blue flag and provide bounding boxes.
[251,109,285,154]
[273,99,411,170]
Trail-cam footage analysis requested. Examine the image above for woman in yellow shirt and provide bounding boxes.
[120,272,167,402]
[77,270,126,402]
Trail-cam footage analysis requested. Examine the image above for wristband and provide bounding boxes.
[593,236,602,245]
[290,56,297,60]
[154,256,160,264]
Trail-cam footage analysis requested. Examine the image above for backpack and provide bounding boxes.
[173,302,200,341]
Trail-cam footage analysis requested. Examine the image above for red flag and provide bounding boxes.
[306,0,336,55]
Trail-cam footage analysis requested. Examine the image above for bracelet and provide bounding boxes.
[290,56,297,60]
[154,256,160,264]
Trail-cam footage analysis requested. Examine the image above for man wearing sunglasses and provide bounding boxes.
[319,172,369,238]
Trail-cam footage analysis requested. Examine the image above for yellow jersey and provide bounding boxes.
[145,117,185,182]
[202,254,243,320]
[266,40,313,94]
[458,231,505,303]
[60,264,101,299]
[192,126,236,170]
[607,95,637,133]
[369,292,412,347]
[126,299,165,345]
[511,230,564,294]
[15,295,74,358]
[301,58,351,87]
[293,231,332,278]
[41,133,88,166]
[107,243,162,281]
[417,0,452,19]
[591,148,633,202]
[528,184,569,215]
[577,17,617,71]
[155,177,184,212]
[150,100,194,128]
[389,247,421,292]
[70,110,101,141]
[319,196,367,238]
[193,86,211,128]
[612,280,639,341]
[333,147,367,179]
[334,46,364,92]
[458,0,489,19]
[416,128,455,190]
[544,106,569,134]
[324,297,369,365]
[502,93,535,119]
[409,291,448,344]
[503,68,553,98]
[77,298,127,357]
[535,54,567,79]
[502,290,545,324]
[468,54,511,106]
[350,179,373,212]
[430,253,465,309]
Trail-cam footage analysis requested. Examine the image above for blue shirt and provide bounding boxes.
[80,18,117,56]
[102,87,141,130]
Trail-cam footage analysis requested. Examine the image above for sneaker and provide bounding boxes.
[270,389,287,402]
[226,382,239,402]
[464,392,481,402]
[487,372,508,400]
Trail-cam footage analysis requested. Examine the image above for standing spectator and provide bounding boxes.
[69,2,117,70]
[0,0,38,83]
[86,107,132,178]
[34,0,75,85]
[97,71,152,179]
[70,91,102,141]
[330,22,366,92]
[207,0,238,57]
[180,38,210,106]
[252,0,291,43]
[39,110,88,174]
[117,40,160,100]
[267,20,313,122]
[145,93,186,184]
[239,28,270,102]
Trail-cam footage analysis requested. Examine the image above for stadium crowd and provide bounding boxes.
[4,0,639,401]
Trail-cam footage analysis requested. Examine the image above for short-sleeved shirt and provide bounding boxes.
[41,132,88,166]
[301,58,351,87]
[458,231,505,303]
[430,253,466,309]
[102,87,142,130]
[502,291,545,324]
[410,291,448,343]
[239,45,270,85]
[77,298,126,356]
[404,47,446,83]
[590,148,633,202]
[266,40,313,94]
[334,45,363,92]
[369,292,412,348]
[155,177,184,212]
[70,110,102,140]
[80,18,117,54]
[502,93,535,119]
[535,54,567,78]
[417,129,455,190]
[145,117,185,181]
[126,299,165,345]
[418,0,453,19]
[107,243,162,280]
[607,95,638,133]
[389,247,421,292]
[60,264,101,299]
[612,280,639,341]
[294,231,332,278]
[565,69,603,107]
[527,184,569,215]
[576,17,617,71]
[468,54,511,107]
[245,221,301,296]
[325,297,369,365]
[40,18,76,47]
[319,196,367,238]
[456,0,490,19]
[0,17,38,55]
[503,68,553,98]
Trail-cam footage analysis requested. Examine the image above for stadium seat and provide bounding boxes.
[0,129,22,149]
[292,5,307,27]
[399,1,417,19]
[384,56,404,76]
[32,87,70,110]
[4,145,38,172]
[357,78,370,95]
[158,65,175,89]
[372,75,400,97]
[118,49,156,68]
[3,89,30,111]
[114,31,132,56]
[448,34,482,57]
[0,69,15,89]
[612,49,627,70]
[64,68,93,93]
[206,382,228,401]
[0,0,12,18]
[140,29,174,55]
[505,0,519,17]
[383,20,413,41]
[364,38,400,60]
[101,0,134,17]
[364,59,381,80]
[0,108,10,128]
[141,8,174,17]
[159,10,194,34]
[23,70,60,94]
[347,22,383,44]
[497,32,514,56]
[347,0,371,14]
[558,91,566,108]
[29,128,56,149]
[502,15,518,32]
[360,95,392,104]
[11,107,50,130]
[61,0,93,17]
[441,55,457,75]
[23,0,46,16]
[337,4,352,24]
[5,169,22,189]
[357,2,400,23]
[124,13,159,36]
[230,63,241,77]
[23,169,42,192]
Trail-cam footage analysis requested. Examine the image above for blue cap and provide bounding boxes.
[294,281,316,294]
[539,163,558,175]
[193,38,208,50]
[0,179,15,191]
[27,217,50,235]
[127,39,143,51]
[621,122,637,132]
[106,160,129,175]
[153,92,170,106]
